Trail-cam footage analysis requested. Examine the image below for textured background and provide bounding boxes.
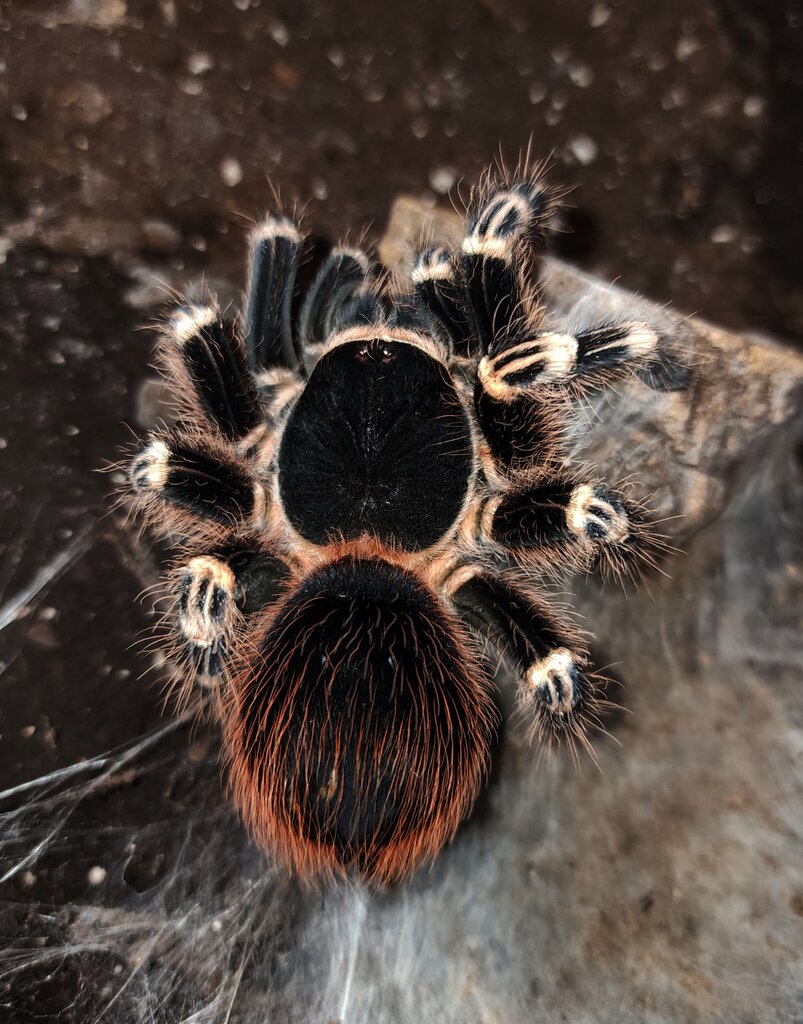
[1,2,802,1022]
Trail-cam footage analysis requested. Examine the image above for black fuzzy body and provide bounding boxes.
[232,557,498,881]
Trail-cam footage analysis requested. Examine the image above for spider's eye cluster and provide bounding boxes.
[125,164,665,883]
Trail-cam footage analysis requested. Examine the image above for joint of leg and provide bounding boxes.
[178,556,237,647]
[478,334,578,397]
[412,246,454,284]
[129,440,170,491]
[251,215,302,245]
[169,305,218,346]
[566,485,630,545]
[526,649,581,715]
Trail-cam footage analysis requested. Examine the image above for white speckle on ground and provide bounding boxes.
[711,224,738,244]
[743,95,765,118]
[88,866,107,886]
[568,61,594,88]
[589,3,610,27]
[675,35,701,61]
[187,51,214,75]
[429,167,456,194]
[567,134,598,165]
[179,78,204,96]
[269,20,289,46]
[220,157,243,187]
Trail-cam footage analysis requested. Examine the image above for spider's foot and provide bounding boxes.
[177,555,237,684]
[566,484,630,546]
[525,648,584,717]
[129,439,170,492]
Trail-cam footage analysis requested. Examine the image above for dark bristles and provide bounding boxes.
[170,309,262,440]
[297,247,371,349]
[245,218,303,373]
[228,557,499,884]
[332,289,386,330]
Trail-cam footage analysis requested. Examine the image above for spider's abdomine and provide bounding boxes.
[127,168,664,885]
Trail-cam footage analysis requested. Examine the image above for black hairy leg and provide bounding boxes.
[332,289,387,332]
[297,246,372,361]
[449,568,604,753]
[474,385,565,479]
[461,182,661,482]
[161,304,263,442]
[245,216,304,376]
[411,246,472,356]
[128,430,267,540]
[481,478,656,580]
[175,554,238,687]
[172,549,292,694]
[460,180,555,356]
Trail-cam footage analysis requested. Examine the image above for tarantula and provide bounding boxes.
[127,167,662,885]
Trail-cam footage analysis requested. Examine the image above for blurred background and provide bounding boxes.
[1,2,802,1022]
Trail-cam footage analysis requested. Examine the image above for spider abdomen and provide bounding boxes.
[277,338,473,550]
[226,556,499,884]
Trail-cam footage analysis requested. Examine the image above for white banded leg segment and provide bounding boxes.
[478,321,659,398]
[171,304,218,344]
[478,333,579,398]
[525,648,582,716]
[461,182,555,355]
[566,484,630,545]
[130,439,170,491]
[177,556,237,683]
[164,304,263,441]
[463,182,554,258]
[411,246,454,285]
[574,321,659,378]
[411,246,471,353]
[128,432,267,533]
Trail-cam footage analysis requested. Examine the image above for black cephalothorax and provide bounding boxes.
[278,338,473,549]
[126,165,668,884]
